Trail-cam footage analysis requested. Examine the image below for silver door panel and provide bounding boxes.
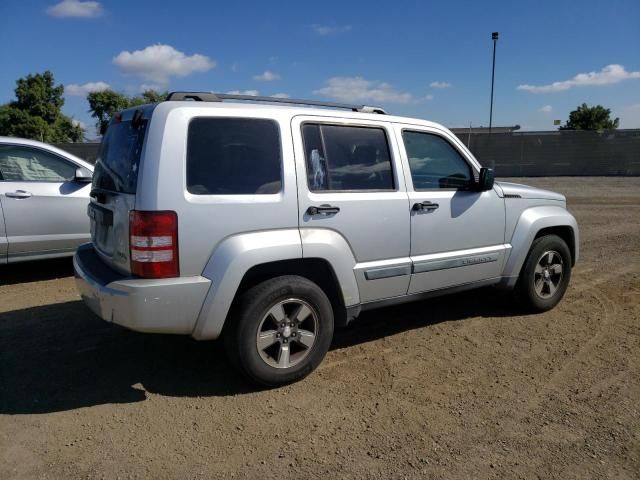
[1,181,91,257]
[302,191,410,262]
[292,115,411,303]
[408,189,506,253]
[393,123,507,294]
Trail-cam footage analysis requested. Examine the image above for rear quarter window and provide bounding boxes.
[187,117,282,195]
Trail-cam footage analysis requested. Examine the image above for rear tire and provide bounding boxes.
[224,275,334,386]
[516,234,572,312]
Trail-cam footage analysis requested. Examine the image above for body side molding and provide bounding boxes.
[412,245,509,274]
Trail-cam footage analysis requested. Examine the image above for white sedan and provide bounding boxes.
[0,136,94,264]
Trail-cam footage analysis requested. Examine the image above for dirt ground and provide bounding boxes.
[1,177,638,479]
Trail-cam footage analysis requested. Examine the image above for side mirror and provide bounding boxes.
[75,167,93,183]
[477,167,494,191]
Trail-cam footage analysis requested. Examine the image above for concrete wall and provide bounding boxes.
[55,128,640,176]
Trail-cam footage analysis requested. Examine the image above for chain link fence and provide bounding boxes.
[54,143,100,164]
[56,128,640,176]
[453,129,640,176]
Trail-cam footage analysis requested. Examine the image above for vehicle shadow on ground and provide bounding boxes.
[0,285,528,414]
[0,258,74,286]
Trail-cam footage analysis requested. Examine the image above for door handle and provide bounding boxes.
[412,201,439,211]
[307,204,340,216]
[5,190,32,199]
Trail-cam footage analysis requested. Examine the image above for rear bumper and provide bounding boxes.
[74,243,211,335]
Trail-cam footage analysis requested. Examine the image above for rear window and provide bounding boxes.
[92,118,147,194]
[187,117,282,195]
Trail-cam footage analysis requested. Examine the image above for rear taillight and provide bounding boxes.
[129,210,179,278]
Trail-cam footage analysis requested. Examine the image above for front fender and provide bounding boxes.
[502,206,579,287]
[192,229,303,340]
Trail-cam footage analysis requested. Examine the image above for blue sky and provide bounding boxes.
[1,0,639,136]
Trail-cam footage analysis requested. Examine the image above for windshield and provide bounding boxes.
[92,118,147,194]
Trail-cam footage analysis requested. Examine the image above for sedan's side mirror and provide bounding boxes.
[477,167,495,191]
[75,167,93,183]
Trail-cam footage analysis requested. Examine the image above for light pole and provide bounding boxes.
[489,32,499,134]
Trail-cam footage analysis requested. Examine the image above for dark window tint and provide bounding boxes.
[302,124,394,191]
[93,118,147,194]
[187,118,282,195]
[0,145,75,182]
[402,131,472,189]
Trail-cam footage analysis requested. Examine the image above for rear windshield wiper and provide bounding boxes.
[89,187,114,203]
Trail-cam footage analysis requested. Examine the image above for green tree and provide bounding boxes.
[139,90,167,104]
[560,103,620,131]
[87,90,131,136]
[0,71,84,142]
[87,89,167,135]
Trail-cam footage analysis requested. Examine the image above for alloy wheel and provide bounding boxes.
[533,250,564,299]
[255,298,319,369]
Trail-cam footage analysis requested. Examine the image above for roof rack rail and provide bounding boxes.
[165,91,386,114]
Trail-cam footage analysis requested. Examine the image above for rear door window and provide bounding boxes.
[301,123,394,191]
[187,117,282,195]
[0,145,76,182]
[92,118,147,194]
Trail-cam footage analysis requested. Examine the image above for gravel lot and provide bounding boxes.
[1,177,638,479]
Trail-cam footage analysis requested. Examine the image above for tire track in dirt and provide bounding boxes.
[515,271,631,424]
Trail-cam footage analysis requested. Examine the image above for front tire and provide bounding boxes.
[224,275,334,386]
[516,234,572,312]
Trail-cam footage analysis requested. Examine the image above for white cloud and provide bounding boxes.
[226,90,259,96]
[231,63,240,72]
[424,94,434,101]
[113,44,215,84]
[430,81,451,89]
[271,93,290,98]
[617,103,640,128]
[517,64,640,93]
[311,24,352,36]
[314,76,412,104]
[139,83,164,92]
[65,81,110,96]
[46,0,103,18]
[71,119,86,129]
[538,105,553,113]
[253,70,280,81]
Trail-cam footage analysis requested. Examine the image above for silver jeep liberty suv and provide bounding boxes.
[74,92,579,386]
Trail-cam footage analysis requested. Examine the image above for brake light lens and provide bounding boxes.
[129,210,179,278]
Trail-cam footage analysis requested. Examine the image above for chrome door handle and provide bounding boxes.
[412,201,439,211]
[307,204,340,216]
[5,190,32,199]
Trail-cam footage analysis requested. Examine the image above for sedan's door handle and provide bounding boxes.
[412,201,439,211]
[307,204,340,216]
[5,190,32,199]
